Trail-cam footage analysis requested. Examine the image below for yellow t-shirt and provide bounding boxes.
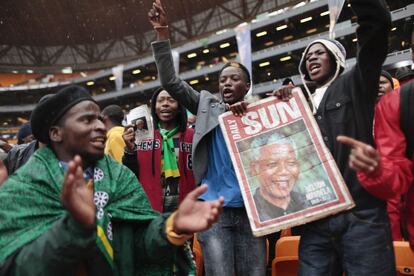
[105,126,126,163]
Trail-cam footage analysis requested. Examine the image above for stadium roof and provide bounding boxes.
[0,0,301,71]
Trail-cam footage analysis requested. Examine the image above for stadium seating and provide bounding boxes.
[271,236,300,276]
[394,241,414,275]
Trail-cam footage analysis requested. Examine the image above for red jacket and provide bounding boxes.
[136,129,196,212]
[358,87,414,248]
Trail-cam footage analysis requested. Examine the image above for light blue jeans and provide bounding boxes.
[197,207,267,276]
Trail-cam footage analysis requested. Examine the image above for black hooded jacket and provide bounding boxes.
[299,0,391,210]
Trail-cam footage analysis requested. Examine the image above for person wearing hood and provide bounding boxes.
[293,0,394,274]
[122,88,196,213]
[228,0,396,274]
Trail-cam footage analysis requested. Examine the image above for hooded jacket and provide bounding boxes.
[297,0,391,210]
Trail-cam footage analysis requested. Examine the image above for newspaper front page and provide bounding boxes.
[219,88,354,236]
[125,105,154,143]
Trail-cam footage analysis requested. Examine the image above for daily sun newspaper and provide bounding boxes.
[219,88,354,236]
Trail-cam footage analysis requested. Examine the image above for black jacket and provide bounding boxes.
[254,189,308,222]
[313,0,391,210]
[3,140,38,175]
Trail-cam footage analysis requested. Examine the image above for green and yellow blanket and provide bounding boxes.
[0,147,194,275]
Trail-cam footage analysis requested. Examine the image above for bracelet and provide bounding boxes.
[154,25,169,30]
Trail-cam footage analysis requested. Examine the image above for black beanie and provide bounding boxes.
[380,70,394,89]
[17,122,32,144]
[31,85,95,144]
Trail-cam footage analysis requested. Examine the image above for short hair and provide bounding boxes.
[250,132,298,163]
[219,61,251,85]
[101,105,124,126]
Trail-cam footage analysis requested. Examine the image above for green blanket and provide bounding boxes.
[0,147,159,264]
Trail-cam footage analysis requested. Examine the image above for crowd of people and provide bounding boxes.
[0,0,413,275]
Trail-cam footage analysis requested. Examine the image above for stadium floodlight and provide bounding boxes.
[86,81,95,86]
[256,31,268,37]
[259,61,270,67]
[300,17,313,23]
[203,49,210,54]
[276,24,288,31]
[187,53,197,58]
[320,11,330,16]
[132,69,141,75]
[190,79,199,85]
[62,67,73,74]
[280,56,291,62]
[220,43,231,49]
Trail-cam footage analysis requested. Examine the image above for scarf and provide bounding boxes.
[0,146,159,268]
[58,161,115,266]
[159,124,180,178]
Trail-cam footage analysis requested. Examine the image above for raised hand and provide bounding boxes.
[337,135,380,174]
[173,184,224,235]
[123,127,136,151]
[148,0,168,28]
[266,83,294,101]
[61,155,95,227]
[226,101,248,117]
[148,0,170,40]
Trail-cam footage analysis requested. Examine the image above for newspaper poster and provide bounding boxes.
[218,88,354,236]
[125,105,154,143]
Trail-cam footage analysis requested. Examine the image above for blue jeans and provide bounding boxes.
[298,208,395,276]
[197,207,266,276]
